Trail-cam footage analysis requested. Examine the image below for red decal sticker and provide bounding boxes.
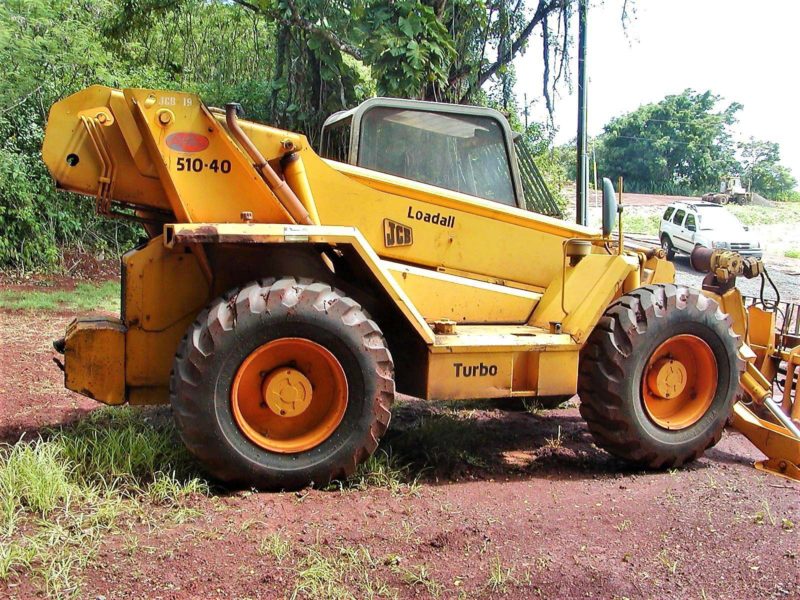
[166,132,209,153]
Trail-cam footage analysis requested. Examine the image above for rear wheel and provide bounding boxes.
[170,278,395,490]
[578,284,743,469]
[660,234,676,260]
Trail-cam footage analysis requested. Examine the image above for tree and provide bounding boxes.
[738,137,798,200]
[111,0,582,137]
[0,0,142,269]
[596,89,741,195]
[0,0,608,270]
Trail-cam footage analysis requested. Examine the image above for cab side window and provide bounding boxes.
[685,214,696,231]
[673,209,686,226]
[319,118,352,163]
[663,207,675,221]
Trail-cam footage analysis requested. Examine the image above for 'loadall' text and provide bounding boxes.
[407,206,455,228]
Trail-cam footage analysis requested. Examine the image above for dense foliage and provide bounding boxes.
[594,89,797,198]
[1,0,575,271]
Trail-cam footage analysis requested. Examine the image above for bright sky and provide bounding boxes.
[515,0,800,185]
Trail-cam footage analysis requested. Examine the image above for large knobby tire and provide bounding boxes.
[170,277,395,490]
[578,284,743,469]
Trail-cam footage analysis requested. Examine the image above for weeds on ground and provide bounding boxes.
[486,555,514,593]
[380,411,495,477]
[784,249,800,259]
[544,426,563,449]
[656,549,679,575]
[0,280,120,312]
[615,519,632,532]
[336,450,420,496]
[0,407,206,597]
[291,544,396,600]
[752,498,777,526]
[396,563,443,597]
[522,399,546,416]
[258,532,293,562]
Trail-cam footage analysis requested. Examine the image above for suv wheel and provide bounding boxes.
[660,234,676,260]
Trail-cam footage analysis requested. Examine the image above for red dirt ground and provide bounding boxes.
[1,287,798,599]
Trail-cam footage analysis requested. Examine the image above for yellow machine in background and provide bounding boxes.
[42,86,799,488]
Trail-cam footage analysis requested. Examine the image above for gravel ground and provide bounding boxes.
[672,253,798,304]
[567,191,800,305]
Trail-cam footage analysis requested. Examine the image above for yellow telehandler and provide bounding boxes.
[41,86,800,489]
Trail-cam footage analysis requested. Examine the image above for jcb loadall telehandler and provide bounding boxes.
[42,86,800,488]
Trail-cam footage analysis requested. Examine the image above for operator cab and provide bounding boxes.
[319,97,558,215]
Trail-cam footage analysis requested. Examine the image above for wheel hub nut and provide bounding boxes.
[262,368,313,417]
[647,358,687,399]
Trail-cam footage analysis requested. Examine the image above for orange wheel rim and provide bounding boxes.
[641,334,717,430]
[231,338,348,453]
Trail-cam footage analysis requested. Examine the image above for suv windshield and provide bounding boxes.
[358,106,515,206]
[695,207,745,232]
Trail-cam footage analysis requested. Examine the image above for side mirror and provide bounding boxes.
[602,178,618,237]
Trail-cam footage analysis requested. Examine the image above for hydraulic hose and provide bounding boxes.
[225,103,312,225]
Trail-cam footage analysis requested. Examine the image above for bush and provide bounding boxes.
[775,189,800,203]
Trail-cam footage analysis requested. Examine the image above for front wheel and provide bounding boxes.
[661,234,676,260]
[170,278,395,490]
[578,284,743,469]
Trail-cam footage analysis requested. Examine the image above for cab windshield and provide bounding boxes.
[357,107,516,206]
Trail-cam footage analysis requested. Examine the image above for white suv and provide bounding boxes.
[658,201,762,260]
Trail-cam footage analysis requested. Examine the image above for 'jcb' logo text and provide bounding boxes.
[383,219,413,248]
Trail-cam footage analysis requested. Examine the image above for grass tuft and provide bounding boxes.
[343,450,420,495]
[0,441,77,527]
[52,407,197,486]
[380,411,495,478]
[0,407,206,597]
[397,563,443,597]
[0,280,120,312]
[258,532,293,562]
[486,555,514,593]
[291,544,395,599]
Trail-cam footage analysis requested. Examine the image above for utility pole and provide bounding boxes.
[523,93,529,129]
[576,0,588,226]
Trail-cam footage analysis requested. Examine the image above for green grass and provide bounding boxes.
[486,555,514,593]
[379,409,495,478]
[0,407,207,597]
[396,564,443,597]
[622,212,661,236]
[0,280,120,312]
[258,532,293,562]
[728,204,800,227]
[338,450,420,495]
[784,249,800,259]
[291,544,396,600]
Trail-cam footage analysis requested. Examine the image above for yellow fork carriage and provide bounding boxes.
[42,86,799,488]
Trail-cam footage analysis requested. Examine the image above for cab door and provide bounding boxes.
[668,208,687,251]
[675,212,699,252]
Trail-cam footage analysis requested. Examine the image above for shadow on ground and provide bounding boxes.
[382,398,647,484]
[5,398,715,492]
